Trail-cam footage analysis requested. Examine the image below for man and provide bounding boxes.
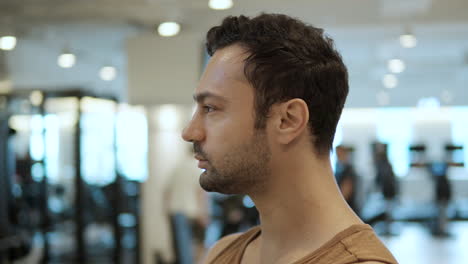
[373,142,398,236]
[182,13,398,264]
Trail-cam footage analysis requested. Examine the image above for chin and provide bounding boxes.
[199,171,241,194]
[199,171,216,192]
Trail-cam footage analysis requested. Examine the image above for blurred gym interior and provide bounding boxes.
[1,1,468,263]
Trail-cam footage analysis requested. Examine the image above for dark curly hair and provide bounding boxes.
[206,13,349,156]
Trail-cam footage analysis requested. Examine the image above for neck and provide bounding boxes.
[248,149,362,264]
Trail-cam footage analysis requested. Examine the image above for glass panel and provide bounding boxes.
[44,97,79,262]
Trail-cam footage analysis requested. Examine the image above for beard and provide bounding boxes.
[193,130,271,195]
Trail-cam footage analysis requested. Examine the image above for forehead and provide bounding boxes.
[196,44,252,100]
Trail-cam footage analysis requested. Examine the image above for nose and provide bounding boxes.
[181,114,204,143]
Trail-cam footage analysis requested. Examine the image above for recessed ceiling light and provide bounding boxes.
[58,52,76,68]
[157,22,181,37]
[99,66,117,81]
[30,91,44,106]
[382,74,398,89]
[399,34,417,48]
[0,36,17,51]
[209,0,233,10]
[388,59,406,73]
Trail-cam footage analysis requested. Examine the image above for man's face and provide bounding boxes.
[182,45,271,194]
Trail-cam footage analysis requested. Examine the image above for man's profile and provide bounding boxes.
[182,13,398,264]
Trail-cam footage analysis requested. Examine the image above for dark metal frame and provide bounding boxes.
[0,89,141,264]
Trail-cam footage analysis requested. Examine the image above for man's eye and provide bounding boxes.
[203,105,215,113]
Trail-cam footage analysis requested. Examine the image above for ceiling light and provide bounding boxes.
[157,22,181,37]
[399,34,417,48]
[0,36,17,51]
[30,91,44,106]
[209,0,233,10]
[382,74,398,89]
[58,52,76,68]
[99,66,117,81]
[387,59,406,73]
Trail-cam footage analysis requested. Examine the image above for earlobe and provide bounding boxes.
[276,99,309,145]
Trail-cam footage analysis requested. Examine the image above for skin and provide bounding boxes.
[182,44,364,264]
[184,45,271,195]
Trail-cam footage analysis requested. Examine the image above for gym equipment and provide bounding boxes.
[0,90,142,263]
[371,142,399,236]
[409,144,464,236]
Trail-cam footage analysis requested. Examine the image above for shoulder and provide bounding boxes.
[356,262,389,264]
[339,225,398,264]
[203,233,243,263]
[355,260,397,264]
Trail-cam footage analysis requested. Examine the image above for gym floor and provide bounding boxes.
[12,221,468,263]
[380,221,468,264]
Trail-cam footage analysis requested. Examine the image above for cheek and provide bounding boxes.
[204,115,253,151]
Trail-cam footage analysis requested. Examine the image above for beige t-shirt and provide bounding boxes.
[209,224,398,264]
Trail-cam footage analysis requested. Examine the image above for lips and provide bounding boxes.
[197,160,209,169]
[194,154,207,162]
[194,155,209,169]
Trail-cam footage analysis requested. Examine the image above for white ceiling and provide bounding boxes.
[0,0,467,107]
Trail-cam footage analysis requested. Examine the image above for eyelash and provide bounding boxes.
[202,105,216,113]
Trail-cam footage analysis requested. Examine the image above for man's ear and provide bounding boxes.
[272,98,309,145]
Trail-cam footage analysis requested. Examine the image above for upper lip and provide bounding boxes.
[194,155,207,161]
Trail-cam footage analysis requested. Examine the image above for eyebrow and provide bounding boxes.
[193,92,229,104]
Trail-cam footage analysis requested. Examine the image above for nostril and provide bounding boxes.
[181,126,188,137]
[181,129,190,142]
